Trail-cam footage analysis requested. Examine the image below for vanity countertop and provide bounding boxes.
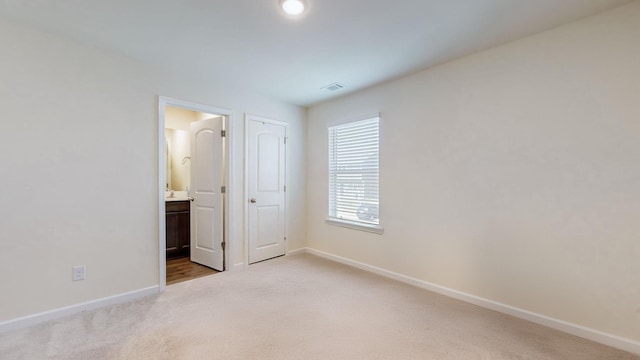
[166,196,189,202]
[165,191,190,202]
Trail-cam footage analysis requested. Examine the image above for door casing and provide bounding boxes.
[158,96,234,292]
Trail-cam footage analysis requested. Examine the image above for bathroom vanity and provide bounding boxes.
[165,200,190,258]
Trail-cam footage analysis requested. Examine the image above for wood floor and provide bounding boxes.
[166,257,218,285]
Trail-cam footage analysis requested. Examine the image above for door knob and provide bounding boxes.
[249,198,257,203]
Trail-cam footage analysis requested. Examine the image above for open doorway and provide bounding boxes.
[158,97,233,290]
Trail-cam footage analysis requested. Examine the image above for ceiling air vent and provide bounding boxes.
[321,82,345,92]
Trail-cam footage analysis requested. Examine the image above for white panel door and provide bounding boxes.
[248,119,286,264]
[190,117,224,271]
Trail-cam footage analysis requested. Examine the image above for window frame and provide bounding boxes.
[326,114,383,235]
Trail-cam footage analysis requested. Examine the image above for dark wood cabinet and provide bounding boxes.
[166,201,190,258]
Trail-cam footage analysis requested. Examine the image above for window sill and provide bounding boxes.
[325,218,384,235]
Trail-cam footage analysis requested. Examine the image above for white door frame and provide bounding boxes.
[244,114,288,266]
[158,96,234,292]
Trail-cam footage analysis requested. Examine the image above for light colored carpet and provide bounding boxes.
[0,254,637,359]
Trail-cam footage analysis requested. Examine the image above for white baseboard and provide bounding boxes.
[232,262,245,271]
[304,247,640,355]
[0,286,159,335]
[287,248,307,256]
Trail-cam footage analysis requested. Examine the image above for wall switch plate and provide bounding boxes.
[72,265,86,281]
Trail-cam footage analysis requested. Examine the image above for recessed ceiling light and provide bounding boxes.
[281,0,306,16]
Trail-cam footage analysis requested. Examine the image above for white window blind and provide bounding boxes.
[328,116,379,226]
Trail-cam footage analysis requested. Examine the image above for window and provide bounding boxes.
[327,115,382,234]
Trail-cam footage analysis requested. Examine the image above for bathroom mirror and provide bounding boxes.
[164,128,191,191]
[164,132,172,190]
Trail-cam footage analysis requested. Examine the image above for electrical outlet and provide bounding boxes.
[72,265,86,281]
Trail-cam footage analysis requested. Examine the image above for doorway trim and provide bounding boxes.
[243,114,288,266]
[158,96,234,292]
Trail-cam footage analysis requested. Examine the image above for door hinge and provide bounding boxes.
[221,130,226,137]
[284,185,286,192]
[284,137,288,144]
[221,242,226,250]
[221,186,226,194]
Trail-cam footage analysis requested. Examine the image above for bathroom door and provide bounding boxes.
[190,117,224,271]
[247,117,286,264]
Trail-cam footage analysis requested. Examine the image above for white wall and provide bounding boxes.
[307,2,640,341]
[0,17,306,322]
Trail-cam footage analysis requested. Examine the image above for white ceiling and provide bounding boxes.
[0,0,631,107]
